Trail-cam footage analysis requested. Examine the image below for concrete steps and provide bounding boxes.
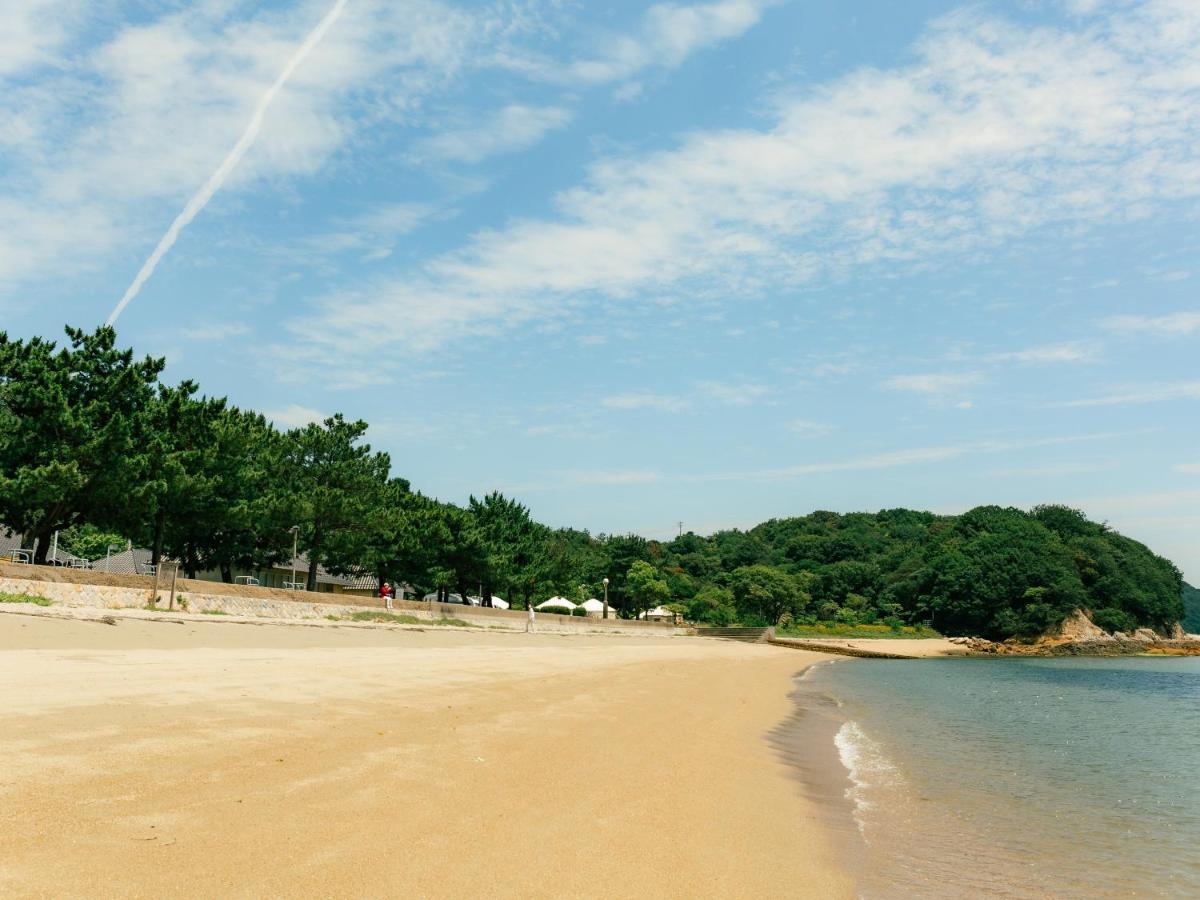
[695,626,772,643]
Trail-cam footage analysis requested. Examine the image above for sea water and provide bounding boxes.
[793,657,1200,898]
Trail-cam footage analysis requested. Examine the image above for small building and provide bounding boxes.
[638,605,678,623]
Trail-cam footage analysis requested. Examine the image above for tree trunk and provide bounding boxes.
[32,527,53,565]
[482,586,493,608]
[151,508,166,566]
[307,556,318,593]
[220,562,233,583]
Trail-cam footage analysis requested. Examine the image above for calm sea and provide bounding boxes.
[789,656,1200,898]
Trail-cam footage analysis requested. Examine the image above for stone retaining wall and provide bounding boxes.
[0,563,686,635]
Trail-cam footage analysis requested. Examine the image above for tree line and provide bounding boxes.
[0,326,1187,635]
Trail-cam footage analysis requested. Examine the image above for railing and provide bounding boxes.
[2,549,31,564]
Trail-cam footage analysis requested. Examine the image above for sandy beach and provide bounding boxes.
[0,609,853,898]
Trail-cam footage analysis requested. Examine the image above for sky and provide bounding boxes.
[1,0,1198,581]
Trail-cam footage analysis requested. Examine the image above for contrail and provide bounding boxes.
[107,0,349,327]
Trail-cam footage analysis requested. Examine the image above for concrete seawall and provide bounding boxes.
[0,563,686,635]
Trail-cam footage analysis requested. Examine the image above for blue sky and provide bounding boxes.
[2,0,1198,580]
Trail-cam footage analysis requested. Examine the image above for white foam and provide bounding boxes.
[834,720,900,837]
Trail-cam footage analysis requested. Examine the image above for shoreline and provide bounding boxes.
[1,611,855,898]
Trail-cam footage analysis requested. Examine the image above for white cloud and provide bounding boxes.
[694,380,773,405]
[1058,381,1200,407]
[684,431,1128,483]
[0,0,526,294]
[265,403,327,427]
[986,341,1097,364]
[565,0,779,85]
[1175,462,1200,474]
[280,1,1200,374]
[180,322,251,341]
[788,419,833,436]
[1100,311,1200,337]
[303,202,437,259]
[417,104,573,164]
[600,391,690,412]
[0,0,78,77]
[884,372,982,395]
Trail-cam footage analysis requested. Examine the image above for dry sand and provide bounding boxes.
[0,609,854,898]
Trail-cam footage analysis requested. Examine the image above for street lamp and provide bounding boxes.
[602,577,610,619]
[289,525,300,589]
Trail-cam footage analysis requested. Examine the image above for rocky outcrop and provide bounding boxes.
[1056,608,1114,642]
[947,610,1200,656]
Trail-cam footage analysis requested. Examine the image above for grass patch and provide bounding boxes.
[0,591,52,606]
[776,622,942,639]
[199,608,228,615]
[348,611,423,624]
[343,611,478,628]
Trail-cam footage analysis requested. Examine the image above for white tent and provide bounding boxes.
[536,596,576,611]
[579,598,607,616]
[489,596,510,609]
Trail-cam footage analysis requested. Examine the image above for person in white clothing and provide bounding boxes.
[526,603,536,633]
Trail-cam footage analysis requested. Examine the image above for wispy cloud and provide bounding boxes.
[694,380,773,406]
[280,1,1200,375]
[417,104,573,164]
[985,342,1097,364]
[884,372,981,396]
[1175,462,1200,475]
[1057,381,1200,408]
[562,0,779,85]
[180,322,251,342]
[600,391,691,413]
[265,403,327,428]
[788,419,833,437]
[1100,311,1200,337]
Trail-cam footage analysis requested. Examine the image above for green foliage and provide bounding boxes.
[776,622,941,639]
[57,523,126,561]
[1180,582,1199,634]
[0,326,164,562]
[729,564,805,625]
[279,414,391,591]
[625,559,670,619]
[537,604,574,616]
[1091,607,1137,634]
[0,591,51,606]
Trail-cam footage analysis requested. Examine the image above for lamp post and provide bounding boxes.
[105,543,118,573]
[602,577,610,620]
[289,525,300,589]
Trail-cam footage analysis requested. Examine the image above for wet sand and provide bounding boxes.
[0,611,853,898]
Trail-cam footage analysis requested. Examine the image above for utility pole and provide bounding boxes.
[678,521,683,537]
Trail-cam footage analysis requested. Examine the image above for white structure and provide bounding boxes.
[578,598,607,617]
[489,596,510,610]
[638,605,676,622]
[536,596,576,611]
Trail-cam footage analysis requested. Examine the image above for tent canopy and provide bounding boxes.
[579,598,606,612]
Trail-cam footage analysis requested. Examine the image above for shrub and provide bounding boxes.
[571,607,588,617]
[882,615,905,632]
[538,605,573,616]
[1091,607,1136,634]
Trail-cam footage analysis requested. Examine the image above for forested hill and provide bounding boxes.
[1184,583,1200,634]
[0,327,1185,642]
[653,505,1184,639]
